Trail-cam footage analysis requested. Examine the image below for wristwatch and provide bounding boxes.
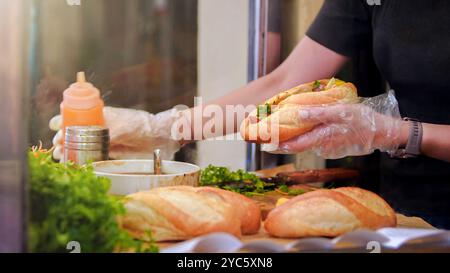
[390,117,423,159]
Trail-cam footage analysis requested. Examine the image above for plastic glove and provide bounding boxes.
[49,106,183,161]
[262,91,404,159]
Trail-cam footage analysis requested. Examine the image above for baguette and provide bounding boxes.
[240,78,358,143]
[195,187,261,235]
[121,186,261,242]
[264,187,396,238]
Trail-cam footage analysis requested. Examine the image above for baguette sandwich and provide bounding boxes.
[240,78,358,143]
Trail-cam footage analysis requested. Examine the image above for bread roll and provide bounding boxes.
[121,186,261,242]
[240,78,358,144]
[265,187,396,238]
[195,187,261,235]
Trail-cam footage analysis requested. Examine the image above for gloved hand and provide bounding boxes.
[262,91,406,159]
[49,106,184,161]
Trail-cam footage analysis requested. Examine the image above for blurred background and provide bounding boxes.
[2,0,384,175]
[24,0,331,171]
[0,0,387,252]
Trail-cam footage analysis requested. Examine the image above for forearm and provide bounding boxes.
[395,121,450,162]
[209,36,348,112]
[182,36,348,140]
[420,123,450,162]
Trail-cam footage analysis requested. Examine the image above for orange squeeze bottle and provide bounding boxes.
[61,71,105,147]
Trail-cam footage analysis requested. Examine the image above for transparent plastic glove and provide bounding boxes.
[49,106,183,161]
[262,91,403,159]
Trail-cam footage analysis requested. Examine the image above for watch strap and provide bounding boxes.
[405,119,423,156]
[389,117,423,159]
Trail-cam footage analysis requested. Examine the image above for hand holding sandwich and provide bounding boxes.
[263,91,407,159]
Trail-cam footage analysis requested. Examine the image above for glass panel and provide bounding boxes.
[28,0,198,161]
[0,0,27,252]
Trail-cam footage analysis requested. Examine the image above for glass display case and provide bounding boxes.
[28,0,198,150]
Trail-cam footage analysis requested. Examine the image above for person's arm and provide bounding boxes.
[384,120,450,162]
[417,123,450,162]
[266,100,450,163]
[179,36,348,140]
[364,119,450,162]
[212,36,347,113]
[358,121,450,162]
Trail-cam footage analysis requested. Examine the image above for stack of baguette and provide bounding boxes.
[121,185,396,242]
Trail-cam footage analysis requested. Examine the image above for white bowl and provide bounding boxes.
[92,159,200,195]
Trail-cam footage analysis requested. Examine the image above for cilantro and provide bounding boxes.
[278,185,289,193]
[200,165,273,195]
[200,165,307,197]
[28,146,158,253]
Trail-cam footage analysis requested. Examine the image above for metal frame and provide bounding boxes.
[0,0,28,252]
[246,0,268,171]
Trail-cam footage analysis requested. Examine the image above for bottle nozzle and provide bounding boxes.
[77,71,86,83]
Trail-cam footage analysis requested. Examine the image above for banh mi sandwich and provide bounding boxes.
[240,78,359,144]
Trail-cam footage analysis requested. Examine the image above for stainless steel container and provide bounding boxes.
[64,126,110,165]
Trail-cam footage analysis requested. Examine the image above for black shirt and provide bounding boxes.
[307,0,450,228]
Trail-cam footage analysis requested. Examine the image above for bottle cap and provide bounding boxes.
[63,71,102,110]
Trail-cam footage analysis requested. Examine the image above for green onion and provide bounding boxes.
[257,103,271,119]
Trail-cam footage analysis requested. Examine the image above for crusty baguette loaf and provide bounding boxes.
[195,187,261,235]
[264,187,396,238]
[121,186,261,242]
[240,78,358,144]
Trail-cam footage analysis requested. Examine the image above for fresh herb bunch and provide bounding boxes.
[200,165,274,196]
[28,145,158,253]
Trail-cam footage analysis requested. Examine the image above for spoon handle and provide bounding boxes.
[153,149,162,175]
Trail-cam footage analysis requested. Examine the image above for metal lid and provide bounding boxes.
[65,126,109,143]
[64,141,109,151]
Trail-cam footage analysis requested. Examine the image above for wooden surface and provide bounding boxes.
[158,165,436,250]
[244,213,434,245]
[158,213,435,250]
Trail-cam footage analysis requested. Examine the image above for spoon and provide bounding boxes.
[153,149,162,175]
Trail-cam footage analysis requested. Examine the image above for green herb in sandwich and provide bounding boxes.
[256,103,271,119]
[312,80,321,91]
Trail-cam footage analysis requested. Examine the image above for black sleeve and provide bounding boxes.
[306,0,372,58]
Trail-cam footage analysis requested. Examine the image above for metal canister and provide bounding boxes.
[64,126,109,165]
